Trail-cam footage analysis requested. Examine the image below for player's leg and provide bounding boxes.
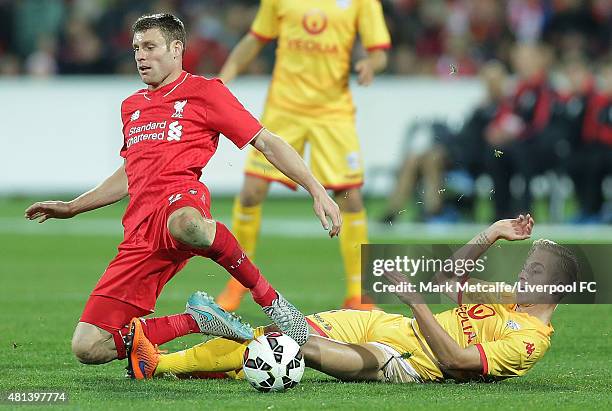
[302,335,386,381]
[128,316,265,380]
[130,309,383,380]
[380,153,422,224]
[422,145,445,217]
[130,327,384,382]
[217,108,308,311]
[334,187,373,310]
[71,322,118,364]
[75,296,200,365]
[74,294,150,364]
[304,309,423,382]
[309,119,371,309]
[216,175,270,311]
[167,205,309,345]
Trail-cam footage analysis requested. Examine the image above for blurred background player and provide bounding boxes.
[484,43,558,219]
[380,61,510,224]
[215,0,391,311]
[568,57,612,222]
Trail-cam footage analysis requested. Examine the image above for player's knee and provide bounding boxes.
[335,189,363,213]
[71,335,104,365]
[168,208,215,248]
[240,177,269,207]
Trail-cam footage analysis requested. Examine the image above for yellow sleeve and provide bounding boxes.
[250,0,279,41]
[357,0,391,51]
[476,331,549,378]
[458,278,516,305]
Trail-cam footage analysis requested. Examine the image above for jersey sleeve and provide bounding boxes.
[458,278,516,305]
[250,0,279,41]
[357,0,391,51]
[205,79,263,149]
[475,331,549,378]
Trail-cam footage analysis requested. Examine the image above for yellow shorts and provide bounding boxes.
[306,309,443,381]
[244,107,364,190]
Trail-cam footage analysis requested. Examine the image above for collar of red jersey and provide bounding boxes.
[145,71,189,98]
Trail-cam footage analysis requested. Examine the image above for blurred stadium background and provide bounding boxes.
[1,0,612,229]
[1,1,612,409]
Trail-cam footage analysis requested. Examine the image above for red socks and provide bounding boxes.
[201,222,277,307]
[116,313,199,358]
[139,313,199,345]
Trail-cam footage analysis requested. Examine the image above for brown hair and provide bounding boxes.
[132,13,186,51]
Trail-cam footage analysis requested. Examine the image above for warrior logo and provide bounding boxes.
[171,100,187,118]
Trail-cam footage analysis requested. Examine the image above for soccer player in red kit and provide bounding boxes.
[24,13,341,366]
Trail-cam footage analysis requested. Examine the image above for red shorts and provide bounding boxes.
[80,184,212,330]
[80,295,149,333]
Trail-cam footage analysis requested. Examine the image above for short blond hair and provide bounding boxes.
[528,239,578,287]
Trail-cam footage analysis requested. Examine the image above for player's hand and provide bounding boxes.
[312,192,342,237]
[383,270,425,306]
[24,201,75,223]
[355,58,374,86]
[490,214,534,241]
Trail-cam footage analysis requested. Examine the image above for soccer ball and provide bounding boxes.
[243,332,305,392]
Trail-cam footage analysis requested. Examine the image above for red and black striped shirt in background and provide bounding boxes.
[510,71,556,139]
[583,92,612,146]
[552,76,596,147]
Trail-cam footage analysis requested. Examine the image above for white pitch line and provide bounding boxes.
[1,217,612,241]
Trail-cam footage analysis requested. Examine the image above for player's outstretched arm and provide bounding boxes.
[251,129,342,237]
[432,214,535,302]
[24,161,129,223]
[218,33,267,84]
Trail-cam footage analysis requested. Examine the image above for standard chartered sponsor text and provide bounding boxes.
[127,121,167,148]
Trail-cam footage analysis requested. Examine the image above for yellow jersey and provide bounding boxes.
[409,278,554,381]
[250,0,391,120]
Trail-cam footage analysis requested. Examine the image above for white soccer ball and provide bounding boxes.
[243,332,305,392]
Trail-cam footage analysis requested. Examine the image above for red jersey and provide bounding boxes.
[119,71,263,233]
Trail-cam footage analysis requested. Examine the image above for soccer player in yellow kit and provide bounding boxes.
[129,214,577,383]
[216,0,391,310]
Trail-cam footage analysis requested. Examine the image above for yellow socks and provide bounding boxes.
[339,210,368,299]
[155,338,246,376]
[231,197,262,258]
[155,327,267,377]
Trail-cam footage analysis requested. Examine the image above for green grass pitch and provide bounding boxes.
[0,197,611,410]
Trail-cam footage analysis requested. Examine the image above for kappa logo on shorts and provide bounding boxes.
[168,193,182,204]
[523,341,536,357]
